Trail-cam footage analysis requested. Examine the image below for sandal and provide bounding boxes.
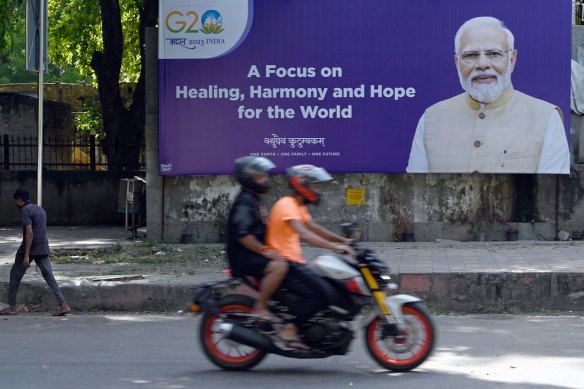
[278,337,309,351]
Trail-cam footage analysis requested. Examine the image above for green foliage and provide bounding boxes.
[0,28,37,83]
[0,0,92,84]
[0,0,25,53]
[48,0,142,83]
[0,0,143,85]
[48,1,103,81]
[74,99,104,137]
[118,0,142,82]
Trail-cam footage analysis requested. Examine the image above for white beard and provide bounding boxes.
[458,67,512,104]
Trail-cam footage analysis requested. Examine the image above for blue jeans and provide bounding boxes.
[8,254,66,306]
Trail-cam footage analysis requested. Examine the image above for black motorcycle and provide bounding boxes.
[187,225,435,371]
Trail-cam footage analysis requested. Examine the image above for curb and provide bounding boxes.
[397,273,584,312]
[2,271,583,313]
[0,272,225,313]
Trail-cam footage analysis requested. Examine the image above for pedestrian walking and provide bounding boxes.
[0,189,70,316]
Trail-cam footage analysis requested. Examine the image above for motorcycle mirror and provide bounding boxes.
[341,222,354,238]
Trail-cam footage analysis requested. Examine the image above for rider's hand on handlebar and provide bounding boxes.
[334,243,356,258]
[341,238,355,246]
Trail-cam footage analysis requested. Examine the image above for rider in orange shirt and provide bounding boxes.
[267,164,355,349]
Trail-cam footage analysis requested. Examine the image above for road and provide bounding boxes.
[1,313,583,389]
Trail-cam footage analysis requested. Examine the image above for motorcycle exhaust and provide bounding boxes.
[217,322,281,354]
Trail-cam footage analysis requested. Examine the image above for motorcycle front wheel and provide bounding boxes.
[365,302,435,372]
[199,294,267,371]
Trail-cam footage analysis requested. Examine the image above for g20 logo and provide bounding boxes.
[165,10,224,34]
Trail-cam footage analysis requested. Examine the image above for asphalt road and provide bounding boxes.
[1,313,583,389]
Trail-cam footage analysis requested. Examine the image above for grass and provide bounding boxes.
[50,241,227,275]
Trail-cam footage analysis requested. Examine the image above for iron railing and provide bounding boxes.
[0,134,145,171]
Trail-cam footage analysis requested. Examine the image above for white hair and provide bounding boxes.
[454,16,514,54]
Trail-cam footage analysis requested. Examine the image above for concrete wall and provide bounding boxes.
[0,93,75,138]
[158,173,566,243]
[0,83,136,112]
[0,170,144,226]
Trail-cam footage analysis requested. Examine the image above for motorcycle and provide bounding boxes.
[187,223,435,372]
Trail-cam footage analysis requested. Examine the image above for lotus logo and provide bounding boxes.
[201,10,224,34]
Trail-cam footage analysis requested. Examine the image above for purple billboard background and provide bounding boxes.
[159,0,571,175]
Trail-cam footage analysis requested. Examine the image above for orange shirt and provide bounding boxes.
[266,196,311,263]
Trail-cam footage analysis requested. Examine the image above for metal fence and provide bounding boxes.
[0,134,145,171]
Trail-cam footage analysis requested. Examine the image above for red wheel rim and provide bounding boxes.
[203,304,262,364]
[367,306,433,367]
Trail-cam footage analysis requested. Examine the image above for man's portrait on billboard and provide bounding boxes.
[406,16,570,174]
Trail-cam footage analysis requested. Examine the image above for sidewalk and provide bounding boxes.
[1,226,583,313]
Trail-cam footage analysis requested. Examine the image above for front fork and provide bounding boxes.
[359,266,421,329]
[361,294,422,330]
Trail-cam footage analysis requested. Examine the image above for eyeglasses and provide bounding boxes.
[457,49,512,64]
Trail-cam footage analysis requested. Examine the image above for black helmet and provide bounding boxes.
[287,164,332,205]
[234,156,276,193]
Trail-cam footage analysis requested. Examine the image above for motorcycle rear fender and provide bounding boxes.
[361,294,421,328]
[189,279,235,313]
[192,280,230,301]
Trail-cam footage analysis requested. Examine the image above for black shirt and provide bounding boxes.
[226,189,265,262]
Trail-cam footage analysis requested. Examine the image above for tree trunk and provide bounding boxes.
[90,0,157,170]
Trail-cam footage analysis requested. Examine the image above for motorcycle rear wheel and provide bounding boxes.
[365,302,435,371]
[199,294,267,371]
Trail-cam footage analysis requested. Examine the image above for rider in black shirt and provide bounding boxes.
[226,156,289,323]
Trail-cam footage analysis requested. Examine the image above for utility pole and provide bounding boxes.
[37,0,45,206]
[26,0,47,206]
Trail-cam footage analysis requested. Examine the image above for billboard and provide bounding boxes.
[158,0,571,175]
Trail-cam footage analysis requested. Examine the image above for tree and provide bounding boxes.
[52,0,158,169]
[0,1,89,83]
[0,1,25,53]
[0,0,158,169]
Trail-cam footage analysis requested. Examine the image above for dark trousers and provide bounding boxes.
[282,262,335,327]
[8,254,66,306]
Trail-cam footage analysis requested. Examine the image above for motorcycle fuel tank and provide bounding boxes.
[308,254,360,280]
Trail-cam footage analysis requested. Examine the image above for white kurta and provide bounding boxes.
[407,87,570,174]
